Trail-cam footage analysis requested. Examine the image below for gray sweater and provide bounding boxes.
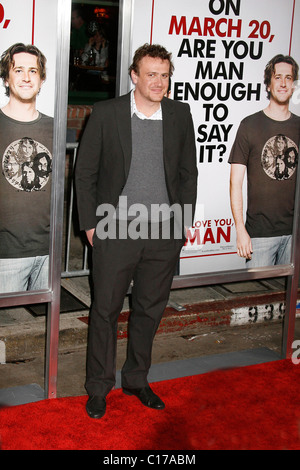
[118,114,171,222]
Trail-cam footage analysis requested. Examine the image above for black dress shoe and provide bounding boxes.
[122,386,165,410]
[86,395,106,419]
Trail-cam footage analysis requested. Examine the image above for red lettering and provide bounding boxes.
[185,228,201,246]
[203,18,215,37]
[169,15,187,35]
[215,18,228,37]
[187,17,202,36]
[169,16,242,38]
[185,227,231,246]
[217,227,231,243]
[0,4,4,23]
[228,19,242,38]
[202,228,215,244]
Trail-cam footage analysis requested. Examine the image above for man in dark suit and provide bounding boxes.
[75,43,197,419]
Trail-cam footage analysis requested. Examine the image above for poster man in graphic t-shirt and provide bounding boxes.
[0,43,53,293]
[229,54,300,267]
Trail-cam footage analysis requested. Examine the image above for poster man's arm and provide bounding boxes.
[230,163,253,260]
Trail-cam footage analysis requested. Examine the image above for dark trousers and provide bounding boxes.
[85,231,183,398]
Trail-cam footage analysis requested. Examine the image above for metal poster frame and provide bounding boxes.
[0,0,72,398]
[116,0,300,359]
[45,0,72,398]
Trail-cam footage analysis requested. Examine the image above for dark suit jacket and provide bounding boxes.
[75,92,197,233]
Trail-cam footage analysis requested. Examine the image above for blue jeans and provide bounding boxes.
[0,255,49,293]
[246,235,292,268]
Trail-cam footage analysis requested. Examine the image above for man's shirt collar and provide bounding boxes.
[131,89,162,120]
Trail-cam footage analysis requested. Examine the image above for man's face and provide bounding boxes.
[5,52,43,103]
[276,136,285,154]
[37,156,48,174]
[268,62,295,105]
[23,164,35,183]
[71,11,82,29]
[131,55,170,106]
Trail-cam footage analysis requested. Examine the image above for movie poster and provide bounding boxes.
[129,0,299,275]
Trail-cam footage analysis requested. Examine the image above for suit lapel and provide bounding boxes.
[114,93,132,178]
[162,97,175,173]
[114,94,175,180]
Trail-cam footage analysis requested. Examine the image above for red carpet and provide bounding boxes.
[1,359,300,450]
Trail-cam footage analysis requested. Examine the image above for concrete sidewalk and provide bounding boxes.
[0,277,296,362]
[0,275,297,362]
[0,274,299,404]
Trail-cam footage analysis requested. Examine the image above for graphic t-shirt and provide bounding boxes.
[0,110,53,258]
[229,110,300,238]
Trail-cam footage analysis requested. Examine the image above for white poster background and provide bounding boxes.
[129,0,299,275]
[0,0,58,117]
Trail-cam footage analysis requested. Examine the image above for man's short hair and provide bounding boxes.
[129,43,174,77]
[0,43,47,97]
[264,54,299,99]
